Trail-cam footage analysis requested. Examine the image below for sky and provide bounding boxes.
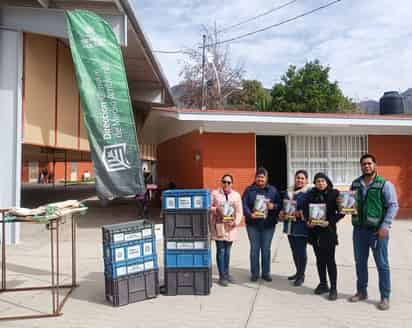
[132,0,412,101]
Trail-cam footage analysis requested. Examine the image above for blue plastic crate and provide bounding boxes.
[162,189,211,210]
[165,249,211,268]
[104,238,157,264]
[105,256,158,279]
[102,220,154,246]
[165,240,209,250]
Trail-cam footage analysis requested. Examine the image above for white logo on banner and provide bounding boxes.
[102,143,131,172]
[80,26,106,49]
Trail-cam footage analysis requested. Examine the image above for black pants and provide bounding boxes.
[312,243,337,289]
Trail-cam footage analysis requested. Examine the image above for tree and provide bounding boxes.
[228,80,272,111]
[177,26,245,108]
[270,60,357,113]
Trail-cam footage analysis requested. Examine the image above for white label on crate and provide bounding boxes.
[127,245,141,259]
[194,241,207,249]
[115,248,125,262]
[144,260,154,270]
[125,232,142,241]
[177,242,194,250]
[143,242,153,256]
[116,266,127,277]
[154,224,163,242]
[193,196,203,208]
[142,229,152,238]
[166,197,176,209]
[178,197,191,209]
[167,241,177,249]
[128,263,144,274]
[113,233,124,243]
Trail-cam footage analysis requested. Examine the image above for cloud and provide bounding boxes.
[134,0,412,100]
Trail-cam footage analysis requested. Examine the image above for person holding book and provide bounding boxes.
[348,154,398,311]
[210,174,243,286]
[242,167,281,282]
[303,172,344,301]
[279,170,310,287]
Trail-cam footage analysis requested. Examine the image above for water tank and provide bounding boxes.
[379,91,404,115]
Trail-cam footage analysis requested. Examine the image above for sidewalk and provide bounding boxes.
[1,200,411,328]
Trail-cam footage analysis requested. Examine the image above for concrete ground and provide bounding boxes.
[1,185,412,327]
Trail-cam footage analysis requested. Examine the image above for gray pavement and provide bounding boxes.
[1,197,412,328]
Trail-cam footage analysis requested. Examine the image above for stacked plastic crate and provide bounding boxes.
[162,189,212,295]
[102,220,159,306]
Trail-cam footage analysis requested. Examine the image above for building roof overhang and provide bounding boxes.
[0,0,174,106]
[141,107,412,144]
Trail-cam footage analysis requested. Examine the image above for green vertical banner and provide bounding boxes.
[65,10,145,200]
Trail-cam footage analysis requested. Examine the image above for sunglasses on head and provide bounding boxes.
[222,180,232,184]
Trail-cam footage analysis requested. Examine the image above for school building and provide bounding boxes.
[141,108,412,219]
[0,1,173,242]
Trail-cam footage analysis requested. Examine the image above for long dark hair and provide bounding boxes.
[313,172,334,189]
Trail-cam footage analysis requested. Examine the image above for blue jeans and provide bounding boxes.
[215,240,232,278]
[353,226,391,299]
[288,235,307,277]
[246,225,276,277]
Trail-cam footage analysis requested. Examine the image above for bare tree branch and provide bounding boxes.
[175,25,245,108]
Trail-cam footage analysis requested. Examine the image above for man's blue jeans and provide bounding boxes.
[246,225,276,277]
[215,240,232,278]
[353,226,391,299]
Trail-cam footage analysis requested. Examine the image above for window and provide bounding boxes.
[287,135,367,186]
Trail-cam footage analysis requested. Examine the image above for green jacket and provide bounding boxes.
[351,175,386,229]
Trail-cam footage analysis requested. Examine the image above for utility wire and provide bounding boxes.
[204,0,342,48]
[153,49,188,54]
[217,0,298,34]
[153,1,297,54]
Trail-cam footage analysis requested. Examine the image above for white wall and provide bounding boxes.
[0,28,22,244]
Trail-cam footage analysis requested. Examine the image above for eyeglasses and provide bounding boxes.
[221,180,232,185]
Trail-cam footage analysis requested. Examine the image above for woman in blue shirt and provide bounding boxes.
[242,167,281,282]
[279,170,310,287]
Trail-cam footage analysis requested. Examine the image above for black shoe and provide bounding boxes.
[328,289,338,301]
[293,275,305,287]
[314,283,329,295]
[218,278,229,287]
[261,274,273,282]
[288,273,298,281]
[226,275,236,284]
[250,275,259,282]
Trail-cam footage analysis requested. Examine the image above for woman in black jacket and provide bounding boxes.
[303,172,344,301]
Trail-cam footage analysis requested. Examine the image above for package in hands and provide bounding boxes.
[221,201,235,222]
[254,195,268,218]
[283,199,297,220]
[309,203,326,225]
[339,191,357,214]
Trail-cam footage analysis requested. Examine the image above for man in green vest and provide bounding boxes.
[348,154,398,310]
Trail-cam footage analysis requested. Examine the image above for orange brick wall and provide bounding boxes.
[202,133,255,194]
[77,162,94,180]
[157,131,256,194]
[369,135,412,218]
[157,131,203,189]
